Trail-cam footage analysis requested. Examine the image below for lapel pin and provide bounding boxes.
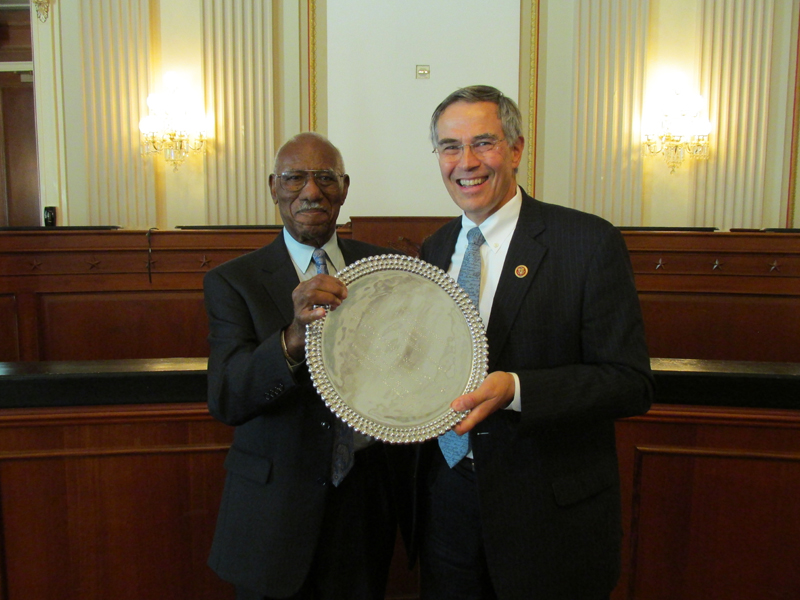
[515,265,528,278]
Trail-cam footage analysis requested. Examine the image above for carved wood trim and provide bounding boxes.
[0,444,231,462]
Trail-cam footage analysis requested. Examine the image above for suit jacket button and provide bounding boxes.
[316,477,328,486]
[321,421,331,429]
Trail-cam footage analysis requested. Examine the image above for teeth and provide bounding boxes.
[459,177,486,187]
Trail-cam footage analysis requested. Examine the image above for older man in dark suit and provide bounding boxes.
[416,85,654,600]
[203,132,396,600]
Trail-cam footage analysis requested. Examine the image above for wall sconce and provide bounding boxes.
[139,73,209,172]
[643,91,711,173]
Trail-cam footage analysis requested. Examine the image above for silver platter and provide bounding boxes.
[306,254,488,444]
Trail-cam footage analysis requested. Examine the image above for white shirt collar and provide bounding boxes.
[282,229,345,274]
[460,186,522,253]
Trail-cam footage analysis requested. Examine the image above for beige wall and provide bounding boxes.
[326,0,521,221]
[26,0,800,229]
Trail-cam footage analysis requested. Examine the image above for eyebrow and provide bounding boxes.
[437,133,498,145]
[280,169,337,174]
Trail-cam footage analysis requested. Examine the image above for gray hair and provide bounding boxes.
[429,85,523,149]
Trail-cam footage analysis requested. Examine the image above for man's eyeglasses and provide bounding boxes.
[433,138,506,160]
[274,170,345,192]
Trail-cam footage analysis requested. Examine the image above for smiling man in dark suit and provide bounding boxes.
[203,132,396,600]
[416,85,654,600]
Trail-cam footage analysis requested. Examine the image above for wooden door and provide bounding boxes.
[0,72,39,226]
[0,8,39,227]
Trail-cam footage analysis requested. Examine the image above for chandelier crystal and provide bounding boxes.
[643,90,711,173]
[139,74,209,171]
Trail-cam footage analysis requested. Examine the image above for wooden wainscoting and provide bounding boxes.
[624,231,800,362]
[0,402,235,600]
[349,216,454,256]
[0,229,282,361]
[613,405,800,600]
[1,359,798,599]
[2,225,800,364]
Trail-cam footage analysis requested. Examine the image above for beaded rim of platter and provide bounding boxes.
[306,254,488,444]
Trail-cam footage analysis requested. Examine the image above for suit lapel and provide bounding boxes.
[256,235,382,324]
[426,219,461,271]
[485,194,547,371]
[258,235,299,325]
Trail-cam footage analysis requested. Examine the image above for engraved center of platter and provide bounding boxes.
[321,270,473,427]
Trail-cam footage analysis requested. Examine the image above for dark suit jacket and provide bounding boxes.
[203,233,394,598]
[417,191,654,599]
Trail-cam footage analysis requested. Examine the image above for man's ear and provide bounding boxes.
[268,174,278,203]
[510,136,525,170]
[340,174,350,204]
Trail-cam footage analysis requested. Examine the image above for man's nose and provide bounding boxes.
[458,144,481,168]
[299,175,324,199]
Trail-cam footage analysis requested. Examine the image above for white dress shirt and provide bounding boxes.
[448,187,523,412]
[283,229,345,279]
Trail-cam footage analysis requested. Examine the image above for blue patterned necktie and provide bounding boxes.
[438,226,485,467]
[311,248,329,276]
[312,248,355,486]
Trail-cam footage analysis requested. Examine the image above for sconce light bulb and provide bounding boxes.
[139,115,158,135]
[140,72,209,170]
[146,93,165,114]
[697,117,712,136]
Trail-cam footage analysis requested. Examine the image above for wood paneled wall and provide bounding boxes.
[355,222,800,363]
[0,360,798,600]
[0,221,797,600]
[0,228,283,361]
[0,10,32,63]
[3,402,798,600]
[0,401,233,600]
[1,223,800,363]
[614,404,800,600]
[624,230,800,361]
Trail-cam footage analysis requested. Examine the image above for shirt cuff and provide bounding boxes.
[506,372,522,412]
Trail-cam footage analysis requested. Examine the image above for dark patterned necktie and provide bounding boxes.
[438,227,485,467]
[311,248,355,486]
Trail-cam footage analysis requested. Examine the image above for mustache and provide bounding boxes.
[296,201,327,213]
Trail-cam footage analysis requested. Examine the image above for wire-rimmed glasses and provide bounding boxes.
[274,170,345,192]
[432,137,506,161]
